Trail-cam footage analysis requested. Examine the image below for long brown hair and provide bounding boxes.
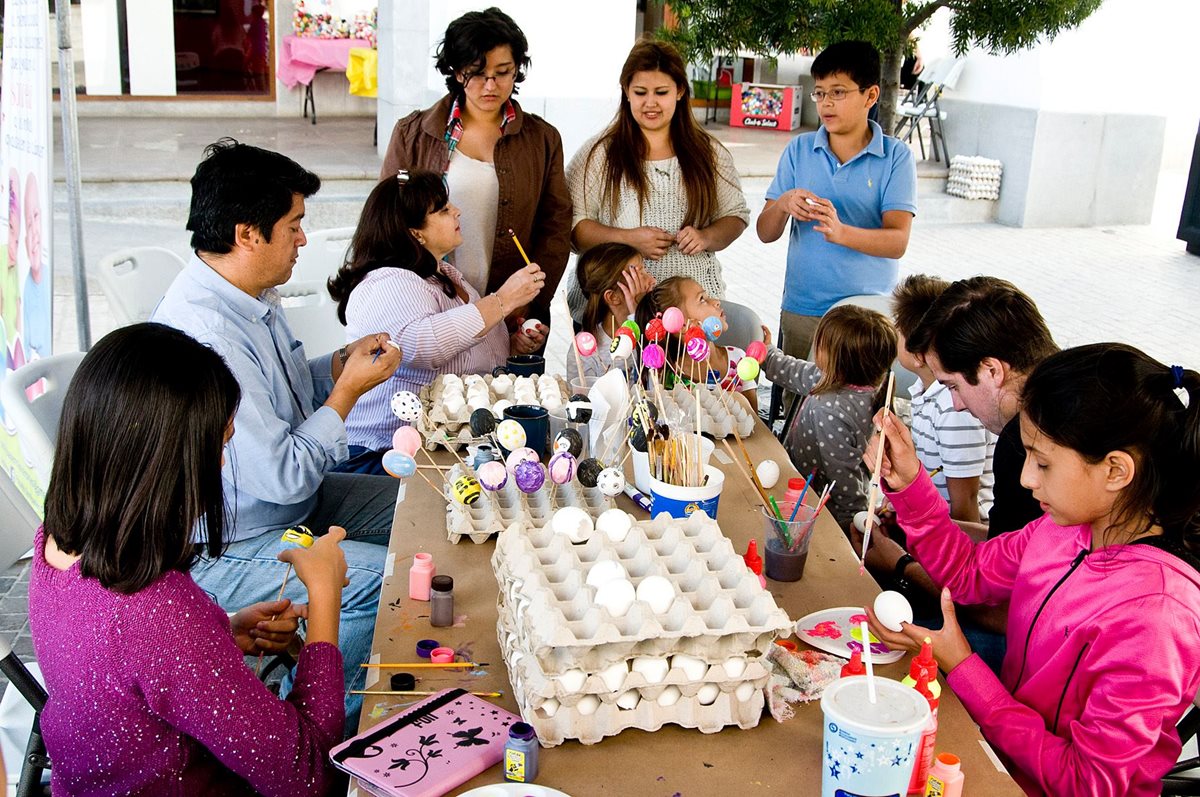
[811,306,898,404]
[576,242,640,336]
[586,40,725,229]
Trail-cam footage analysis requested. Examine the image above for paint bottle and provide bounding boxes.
[430,575,454,627]
[503,721,540,783]
[902,637,937,690]
[783,477,807,505]
[907,669,940,795]
[924,752,964,797]
[409,552,435,601]
[840,649,866,677]
[743,540,766,587]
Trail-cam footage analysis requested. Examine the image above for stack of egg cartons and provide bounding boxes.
[657,385,756,439]
[492,510,793,745]
[420,373,568,450]
[443,462,610,544]
[946,155,1003,200]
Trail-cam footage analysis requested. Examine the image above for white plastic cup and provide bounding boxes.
[820,676,931,797]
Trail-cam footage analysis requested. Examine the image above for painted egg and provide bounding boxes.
[873,590,914,633]
[745,340,768,363]
[381,450,417,478]
[737,357,761,382]
[553,427,584,457]
[621,318,641,339]
[609,333,634,361]
[390,391,422,422]
[661,306,685,334]
[596,508,633,542]
[631,655,669,684]
[565,396,593,424]
[575,331,598,357]
[645,317,667,342]
[701,314,724,340]
[391,425,422,456]
[551,506,594,543]
[685,336,710,361]
[470,407,497,436]
[628,423,648,452]
[521,318,543,334]
[697,683,720,706]
[755,459,780,490]
[585,558,626,587]
[496,419,527,451]
[635,575,675,614]
[505,446,539,473]
[631,400,658,429]
[595,578,636,618]
[548,451,577,484]
[451,475,482,505]
[477,460,508,491]
[513,460,546,493]
[576,457,604,488]
[596,467,626,497]
[641,342,666,370]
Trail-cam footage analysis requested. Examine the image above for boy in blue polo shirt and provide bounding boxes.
[757,40,917,359]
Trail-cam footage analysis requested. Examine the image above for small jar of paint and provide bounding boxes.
[503,721,539,783]
[430,575,454,627]
[409,553,435,601]
[783,477,807,505]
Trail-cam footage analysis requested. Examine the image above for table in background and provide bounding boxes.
[356,420,1021,796]
[278,35,373,124]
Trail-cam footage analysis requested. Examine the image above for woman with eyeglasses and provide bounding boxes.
[564,40,749,322]
[380,7,569,345]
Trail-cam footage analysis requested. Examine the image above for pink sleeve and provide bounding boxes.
[887,471,1032,606]
[948,596,1200,796]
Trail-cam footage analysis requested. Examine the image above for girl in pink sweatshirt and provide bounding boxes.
[866,343,1200,796]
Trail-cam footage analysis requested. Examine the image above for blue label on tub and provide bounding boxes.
[649,492,721,519]
[834,791,901,797]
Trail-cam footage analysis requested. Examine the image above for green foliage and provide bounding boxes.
[947,0,1106,56]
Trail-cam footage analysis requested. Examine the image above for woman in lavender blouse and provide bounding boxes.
[28,323,350,796]
[328,171,546,474]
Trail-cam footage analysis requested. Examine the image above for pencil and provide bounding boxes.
[508,228,531,265]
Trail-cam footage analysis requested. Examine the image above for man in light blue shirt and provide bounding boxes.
[758,40,917,360]
[152,139,403,731]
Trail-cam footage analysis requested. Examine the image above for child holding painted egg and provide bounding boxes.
[760,304,897,531]
[568,241,657,385]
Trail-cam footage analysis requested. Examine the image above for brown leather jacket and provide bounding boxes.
[379,95,572,325]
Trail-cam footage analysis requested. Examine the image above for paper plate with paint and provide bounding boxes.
[458,785,572,797]
[793,606,905,664]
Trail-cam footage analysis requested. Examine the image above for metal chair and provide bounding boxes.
[893,58,967,162]
[0,352,86,492]
[720,300,765,353]
[0,636,48,797]
[1163,693,1200,794]
[94,247,186,325]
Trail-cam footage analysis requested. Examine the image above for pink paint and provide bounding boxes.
[805,620,843,640]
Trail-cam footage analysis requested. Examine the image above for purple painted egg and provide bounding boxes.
[514,459,546,493]
[685,336,710,362]
[548,451,577,485]
[505,447,539,474]
[641,342,666,370]
[478,460,508,491]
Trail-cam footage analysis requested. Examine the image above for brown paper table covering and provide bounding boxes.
[355,419,1020,796]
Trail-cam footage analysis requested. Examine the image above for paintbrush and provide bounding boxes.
[361,662,488,669]
[860,373,896,571]
[353,690,504,698]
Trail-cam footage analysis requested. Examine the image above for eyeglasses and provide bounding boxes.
[463,68,516,87]
[809,87,868,103]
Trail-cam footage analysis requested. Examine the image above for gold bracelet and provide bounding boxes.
[494,294,507,316]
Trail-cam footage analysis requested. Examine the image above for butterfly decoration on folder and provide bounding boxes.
[452,727,489,747]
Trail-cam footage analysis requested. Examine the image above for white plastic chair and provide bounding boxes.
[721,300,765,353]
[94,247,186,325]
[290,227,354,286]
[810,294,918,396]
[0,352,86,489]
[278,282,347,358]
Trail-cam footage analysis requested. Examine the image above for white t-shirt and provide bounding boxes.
[909,379,995,519]
[445,149,499,295]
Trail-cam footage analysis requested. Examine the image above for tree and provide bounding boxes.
[663,0,1105,133]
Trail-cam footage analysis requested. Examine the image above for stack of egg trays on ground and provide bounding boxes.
[491,511,793,745]
[417,373,569,451]
[443,462,611,544]
[656,385,756,439]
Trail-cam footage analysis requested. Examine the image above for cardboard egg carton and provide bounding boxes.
[443,463,611,544]
[417,373,568,451]
[491,512,792,673]
[653,385,756,439]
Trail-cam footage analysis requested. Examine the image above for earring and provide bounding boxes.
[416,235,425,245]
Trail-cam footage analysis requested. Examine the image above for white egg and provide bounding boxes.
[442,374,463,387]
[631,656,670,684]
[670,654,708,681]
[656,685,682,707]
[635,575,675,614]
[491,375,513,395]
[542,394,563,411]
[594,578,636,618]
[522,318,543,333]
[462,374,483,386]
[442,395,466,416]
[722,656,747,678]
[697,683,720,706]
[873,589,914,633]
[755,459,781,489]
[616,691,640,710]
[551,506,595,543]
[585,559,627,588]
[596,508,633,542]
[492,399,514,416]
[576,694,601,716]
[540,697,560,718]
[598,660,629,692]
[735,682,757,702]
[558,668,587,692]
[468,396,489,412]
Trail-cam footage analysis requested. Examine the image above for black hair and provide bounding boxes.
[435,7,530,101]
[1022,343,1200,552]
[44,323,240,594]
[925,276,1058,384]
[811,40,881,89]
[891,273,950,355]
[328,171,455,325]
[187,138,321,254]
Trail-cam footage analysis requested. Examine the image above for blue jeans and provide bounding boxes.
[332,444,387,476]
[194,472,397,736]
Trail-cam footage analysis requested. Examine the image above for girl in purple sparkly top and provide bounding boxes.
[29,323,349,796]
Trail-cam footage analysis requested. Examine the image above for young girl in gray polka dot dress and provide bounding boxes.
[763,305,898,532]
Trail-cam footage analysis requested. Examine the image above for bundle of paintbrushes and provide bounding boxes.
[766,481,837,553]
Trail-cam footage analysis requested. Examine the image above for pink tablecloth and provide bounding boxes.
[278,35,373,89]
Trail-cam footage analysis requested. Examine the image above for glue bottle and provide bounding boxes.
[907,669,940,795]
[840,649,866,677]
[924,752,964,797]
[743,540,766,588]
